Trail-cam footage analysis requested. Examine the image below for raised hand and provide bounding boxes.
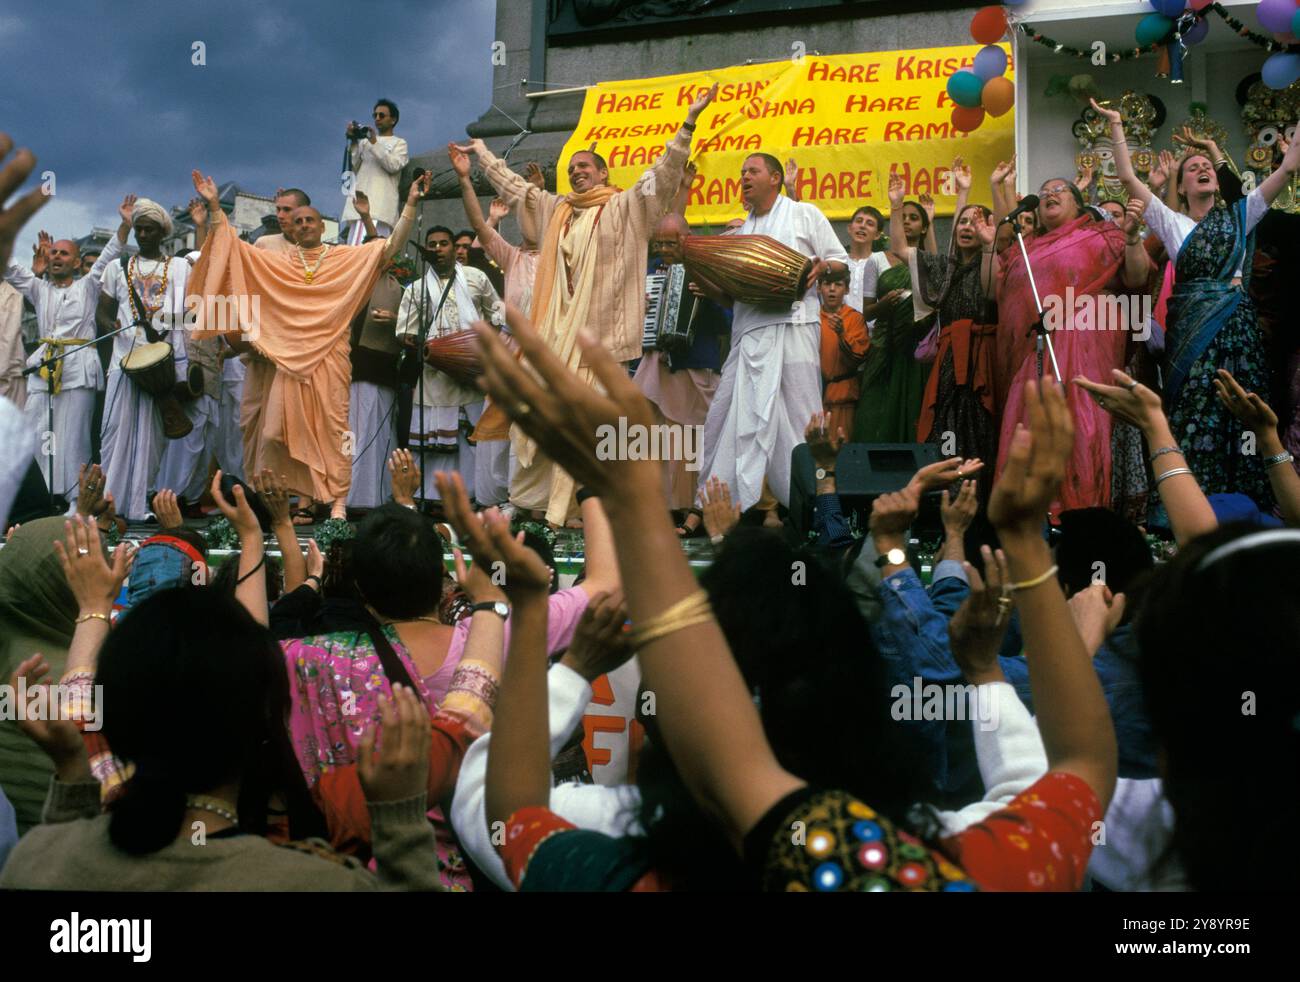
[1213,368,1278,435]
[1073,368,1164,436]
[948,545,1013,685]
[988,380,1073,542]
[447,142,471,178]
[887,169,905,208]
[907,455,983,496]
[187,196,208,226]
[971,208,996,246]
[191,170,219,206]
[8,655,90,780]
[388,448,421,507]
[919,193,936,221]
[990,159,1012,186]
[209,470,262,540]
[1089,98,1122,126]
[357,683,433,804]
[352,189,371,217]
[252,469,292,527]
[941,479,979,537]
[805,411,845,471]
[488,197,510,223]
[473,310,661,497]
[52,516,133,616]
[698,476,741,540]
[1121,195,1146,240]
[31,232,50,276]
[118,194,137,226]
[407,171,431,205]
[1075,162,1094,191]
[0,133,51,272]
[1067,582,1126,657]
[686,82,719,123]
[560,590,634,682]
[952,156,972,191]
[784,157,800,198]
[454,137,488,158]
[151,488,184,530]
[524,161,545,190]
[868,484,920,544]
[305,538,325,587]
[1172,125,1220,162]
[75,462,106,518]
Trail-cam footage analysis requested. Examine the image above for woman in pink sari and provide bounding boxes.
[994,177,1151,515]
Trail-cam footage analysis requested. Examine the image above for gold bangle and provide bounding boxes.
[1009,564,1059,593]
[628,589,713,649]
[75,611,111,625]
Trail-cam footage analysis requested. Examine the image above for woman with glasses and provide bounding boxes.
[992,161,1152,516]
[1093,98,1300,511]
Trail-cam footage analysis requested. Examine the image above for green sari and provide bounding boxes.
[0,518,79,833]
[852,261,934,443]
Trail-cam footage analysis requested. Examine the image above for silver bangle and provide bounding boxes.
[1148,446,1184,465]
[1154,467,1194,489]
[1264,451,1295,469]
[710,534,725,546]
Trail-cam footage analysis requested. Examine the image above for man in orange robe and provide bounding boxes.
[818,267,870,439]
[185,169,426,518]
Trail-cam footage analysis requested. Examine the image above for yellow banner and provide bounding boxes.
[558,44,1015,225]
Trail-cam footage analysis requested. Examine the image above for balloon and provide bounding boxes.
[1135,13,1176,46]
[982,76,1015,117]
[951,106,985,133]
[1295,8,1300,37]
[1148,0,1186,16]
[970,5,1008,45]
[1262,51,1300,90]
[947,71,985,109]
[1183,17,1210,44]
[1002,0,1027,6]
[1258,0,1300,34]
[972,45,1008,81]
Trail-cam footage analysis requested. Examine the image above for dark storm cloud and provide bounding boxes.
[0,0,495,250]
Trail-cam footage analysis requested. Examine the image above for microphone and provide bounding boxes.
[999,195,1040,226]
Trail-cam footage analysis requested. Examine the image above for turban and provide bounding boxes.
[131,198,173,235]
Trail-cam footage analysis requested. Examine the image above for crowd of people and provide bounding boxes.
[0,70,1299,893]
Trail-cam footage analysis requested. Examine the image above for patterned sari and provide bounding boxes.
[852,261,933,443]
[1164,200,1273,510]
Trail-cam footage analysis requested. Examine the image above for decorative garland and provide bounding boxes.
[1020,4,1300,61]
[203,517,240,550]
[314,517,355,553]
[1017,22,1165,62]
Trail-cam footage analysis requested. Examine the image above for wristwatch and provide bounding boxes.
[471,601,510,620]
[815,467,835,481]
[874,547,907,569]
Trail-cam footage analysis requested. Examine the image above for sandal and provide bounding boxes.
[290,506,317,527]
[675,509,704,538]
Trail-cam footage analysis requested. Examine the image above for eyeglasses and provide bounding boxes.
[1039,184,1073,199]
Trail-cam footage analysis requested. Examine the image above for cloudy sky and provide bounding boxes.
[0,0,496,257]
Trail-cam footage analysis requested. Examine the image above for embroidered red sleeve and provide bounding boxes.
[942,771,1102,892]
[498,806,578,890]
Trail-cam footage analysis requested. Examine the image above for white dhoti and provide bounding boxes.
[475,438,510,507]
[23,386,94,499]
[216,375,245,481]
[700,321,821,513]
[411,400,482,502]
[99,370,166,521]
[347,381,397,508]
[156,394,220,503]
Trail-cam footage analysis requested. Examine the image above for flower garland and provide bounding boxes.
[1017,22,1165,62]
[314,517,355,553]
[1205,2,1300,53]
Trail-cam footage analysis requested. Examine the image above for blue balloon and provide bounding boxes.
[1148,0,1185,18]
[973,45,1008,81]
[1135,13,1175,46]
[1262,52,1300,91]
[1293,7,1300,39]
[1182,17,1209,45]
[947,70,985,109]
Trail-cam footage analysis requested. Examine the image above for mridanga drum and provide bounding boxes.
[681,233,812,306]
[423,330,483,388]
[120,342,196,439]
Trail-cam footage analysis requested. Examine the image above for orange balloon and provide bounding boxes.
[970,5,1008,45]
[951,105,985,132]
[982,76,1015,117]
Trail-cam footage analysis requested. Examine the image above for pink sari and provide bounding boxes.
[995,215,1129,515]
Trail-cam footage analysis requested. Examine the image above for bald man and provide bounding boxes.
[4,197,132,500]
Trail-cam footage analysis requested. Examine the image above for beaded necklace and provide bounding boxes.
[185,794,238,826]
[125,254,169,325]
[296,243,332,284]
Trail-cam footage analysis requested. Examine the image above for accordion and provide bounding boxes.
[642,264,698,357]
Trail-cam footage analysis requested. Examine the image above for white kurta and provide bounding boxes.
[845,252,892,317]
[395,264,503,502]
[98,256,192,519]
[340,135,409,228]
[0,282,24,408]
[699,195,848,511]
[5,236,123,496]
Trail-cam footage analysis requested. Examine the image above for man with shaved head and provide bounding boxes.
[189,168,429,520]
[455,81,717,525]
[255,187,311,253]
[4,196,132,501]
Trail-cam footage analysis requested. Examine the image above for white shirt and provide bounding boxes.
[734,194,848,337]
[100,255,192,371]
[5,234,123,392]
[845,252,892,314]
[1143,190,1268,278]
[341,134,409,227]
[450,663,642,892]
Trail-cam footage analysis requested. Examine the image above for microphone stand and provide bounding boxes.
[1004,219,1061,383]
[23,321,136,511]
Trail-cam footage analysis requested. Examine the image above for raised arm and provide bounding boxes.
[458,136,555,218]
[1215,369,1300,527]
[473,311,804,847]
[632,83,716,226]
[53,517,134,677]
[1074,369,1217,545]
[988,380,1117,810]
[1119,196,1153,290]
[0,132,51,273]
[450,143,494,243]
[1091,99,1151,207]
[352,191,379,240]
[1257,120,1300,207]
[383,174,428,263]
[209,470,269,626]
[920,193,938,254]
[252,469,306,592]
[887,169,912,261]
[949,156,972,231]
